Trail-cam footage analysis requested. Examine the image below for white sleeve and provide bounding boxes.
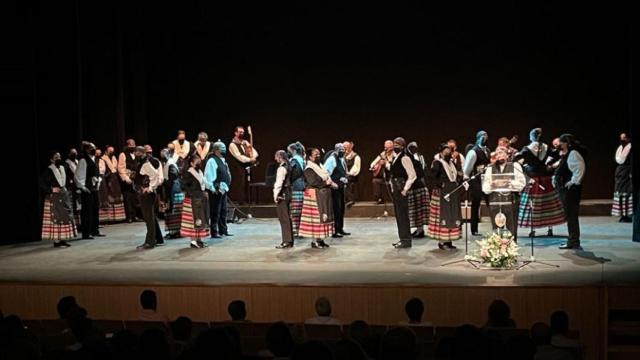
[401,156,417,192]
[75,159,87,190]
[482,166,493,194]
[463,150,477,178]
[273,166,286,202]
[117,153,130,182]
[568,151,586,185]
[615,144,630,165]
[348,155,361,176]
[512,163,526,191]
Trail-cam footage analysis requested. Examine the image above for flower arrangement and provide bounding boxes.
[465,231,520,268]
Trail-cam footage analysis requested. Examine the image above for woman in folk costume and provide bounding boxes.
[97,146,126,223]
[514,128,566,237]
[612,132,632,222]
[40,151,77,247]
[406,141,430,238]
[287,142,306,238]
[162,146,184,238]
[426,143,462,249]
[299,147,338,248]
[180,156,210,248]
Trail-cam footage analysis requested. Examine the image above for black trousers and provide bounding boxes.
[141,192,163,246]
[372,178,388,201]
[345,180,358,204]
[559,185,582,246]
[331,187,345,234]
[469,178,487,233]
[80,190,99,238]
[276,196,294,244]
[121,182,138,221]
[392,187,411,243]
[209,191,228,236]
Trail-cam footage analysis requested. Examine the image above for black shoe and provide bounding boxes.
[393,241,411,249]
[438,243,445,250]
[444,242,457,250]
[339,231,351,236]
[93,233,106,237]
[547,229,554,236]
[155,242,165,246]
[294,235,304,239]
[127,219,134,224]
[620,216,633,223]
[196,240,208,248]
[332,233,343,238]
[376,199,384,204]
[82,236,94,240]
[528,230,536,238]
[134,217,144,222]
[190,242,199,249]
[211,234,222,239]
[276,242,294,249]
[346,201,355,208]
[311,241,320,249]
[53,241,71,248]
[317,240,330,248]
[412,230,425,238]
[136,243,154,250]
[222,233,234,237]
[471,232,481,236]
[559,243,581,250]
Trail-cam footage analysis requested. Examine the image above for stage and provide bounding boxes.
[0,216,637,287]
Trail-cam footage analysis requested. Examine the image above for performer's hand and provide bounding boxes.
[528,178,536,185]
[564,182,573,189]
[52,187,60,193]
[331,182,339,190]
[250,158,257,164]
[81,187,91,194]
[401,189,408,197]
[125,179,133,184]
[463,182,470,191]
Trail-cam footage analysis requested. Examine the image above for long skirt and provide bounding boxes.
[98,174,126,223]
[180,196,210,240]
[427,189,461,241]
[612,193,633,217]
[290,190,304,236]
[41,194,76,241]
[165,192,185,233]
[517,176,566,228]
[299,188,334,239]
[408,186,429,228]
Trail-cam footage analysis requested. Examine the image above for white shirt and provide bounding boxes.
[75,156,95,191]
[139,161,163,192]
[229,140,259,163]
[566,150,586,185]
[273,165,287,203]
[482,162,526,195]
[345,152,361,176]
[118,152,135,182]
[615,143,631,165]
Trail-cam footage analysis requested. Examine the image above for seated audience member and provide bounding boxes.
[550,310,583,357]
[227,300,249,322]
[531,322,574,360]
[483,299,516,329]
[170,316,193,356]
[263,321,295,359]
[400,297,433,326]
[138,289,169,324]
[291,340,334,360]
[305,296,342,325]
[333,338,368,360]
[380,327,416,360]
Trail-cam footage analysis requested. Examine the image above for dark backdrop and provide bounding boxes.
[7,1,633,243]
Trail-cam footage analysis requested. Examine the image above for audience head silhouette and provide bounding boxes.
[227,300,247,321]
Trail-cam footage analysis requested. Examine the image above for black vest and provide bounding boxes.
[472,145,491,174]
[276,162,292,198]
[289,158,305,191]
[345,153,359,182]
[135,157,151,189]
[83,155,98,190]
[211,155,231,188]
[123,150,137,171]
[390,153,408,179]
[330,154,347,185]
[555,149,575,188]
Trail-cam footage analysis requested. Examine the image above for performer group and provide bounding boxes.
[41,126,630,252]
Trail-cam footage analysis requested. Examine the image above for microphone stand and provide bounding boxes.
[516,197,559,270]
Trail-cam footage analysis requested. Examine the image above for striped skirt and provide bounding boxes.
[612,193,633,217]
[299,189,334,239]
[41,196,76,241]
[180,197,210,240]
[427,190,461,241]
[290,190,304,236]
[99,203,126,223]
[408,186,429,228]
[165,192,185,233]
[517,176,566,228]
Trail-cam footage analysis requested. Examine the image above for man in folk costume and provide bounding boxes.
[612,132,632,222]
[40,151,76,247]
[118,139,142,223]
[194,131,212,163]
[406,141,429,239]
[64,148,81,228]
[161,146,183,238]
[181,156,210,248]
[133,146,164,250]
[427,143,462,249]
[324,143,351,238]
[287,142,306,238]
[97,146,126,223]
[463,130,491,235]
[369,140,394,204]
[299,147,338,248]
[75,142,105,240]
[204,140,233,239]
[387,137,417,249]
[273,150,294,249]
[228,126,259,205]
[553,134,587,250]
[343,141,361,208]
[482,146,526,241]
[514,128,566,237]
[172,130,193,171]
